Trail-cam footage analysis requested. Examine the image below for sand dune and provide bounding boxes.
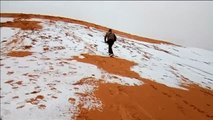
[0,13,213,120]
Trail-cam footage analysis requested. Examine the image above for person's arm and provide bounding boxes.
[114,34,117,41]
[104,33,108,43]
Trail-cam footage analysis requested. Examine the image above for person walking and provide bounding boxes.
[104,29,117,57]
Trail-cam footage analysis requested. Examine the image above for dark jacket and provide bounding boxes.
[104,32,117,43]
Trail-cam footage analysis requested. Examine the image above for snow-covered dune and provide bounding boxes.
[1,14,213,120]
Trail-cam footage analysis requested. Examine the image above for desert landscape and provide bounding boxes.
[0,13,213,120]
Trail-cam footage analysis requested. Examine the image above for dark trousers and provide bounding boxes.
[107,40,114,55]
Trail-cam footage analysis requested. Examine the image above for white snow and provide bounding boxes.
[0,17,13,22]
[0,27,19,42]
[1,16,213,120]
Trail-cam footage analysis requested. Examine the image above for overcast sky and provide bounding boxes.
[1,1,213,51]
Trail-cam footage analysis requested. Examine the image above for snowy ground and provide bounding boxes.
[1,17,213,120]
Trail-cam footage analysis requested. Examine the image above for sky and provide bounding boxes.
[1,1,213,51]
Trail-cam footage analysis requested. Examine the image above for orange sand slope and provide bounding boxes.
[75,54,213,120]
[0,13,213,120]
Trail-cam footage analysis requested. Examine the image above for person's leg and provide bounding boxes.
[108,41,114,55]
[108,43,112,55]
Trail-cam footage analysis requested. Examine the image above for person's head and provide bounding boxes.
[108,29,112,32]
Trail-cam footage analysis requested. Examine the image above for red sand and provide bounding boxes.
[73,54,139,79]
[26,95,44,105]
[0,20,42,30]
[7,51,32,57]
[75,54,213,120]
